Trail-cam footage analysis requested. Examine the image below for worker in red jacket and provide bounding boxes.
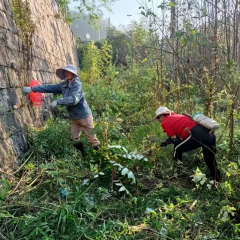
[152,107,221,181]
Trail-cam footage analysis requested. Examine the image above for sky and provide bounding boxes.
[70,0,142,27]
[102,0,141,26]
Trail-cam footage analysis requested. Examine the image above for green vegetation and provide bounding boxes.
[2,1,240,239]
[10,0,35,48]
[10,0,35,85]
[56,0,116,26]
[1,38,240,239]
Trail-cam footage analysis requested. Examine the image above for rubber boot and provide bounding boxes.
[74,142,85,158]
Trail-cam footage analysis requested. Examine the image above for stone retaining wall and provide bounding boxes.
[0,0,78,172]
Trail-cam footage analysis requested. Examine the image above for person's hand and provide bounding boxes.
[22,87,32,94]
[160,141,168,147]
[50,100,58,108]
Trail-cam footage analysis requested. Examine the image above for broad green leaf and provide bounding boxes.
[127,171,135,183]
[191,29,196,35]
[175,30,185,39]
[136,154,143,160]
[119,186,126,191]
[160,227,168,240]
[115,183,122,186]
[122,147,128,153]
[121,168,129,175]
[187,34,194,43]
[222,211,228,222]
[145,207,154,213]
[181,37,187,46]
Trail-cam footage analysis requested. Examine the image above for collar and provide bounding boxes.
[62,77,78,88]
[161,113,174,124]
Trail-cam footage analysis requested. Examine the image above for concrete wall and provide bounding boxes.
[0,0,78,172]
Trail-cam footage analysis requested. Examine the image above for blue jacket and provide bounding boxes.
[32,77,92,119]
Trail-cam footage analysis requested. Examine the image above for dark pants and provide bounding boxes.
[174,125,221,181]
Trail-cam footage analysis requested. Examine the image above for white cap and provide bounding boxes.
[152,106,172,122]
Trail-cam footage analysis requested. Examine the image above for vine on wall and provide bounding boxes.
[10,0,35,85]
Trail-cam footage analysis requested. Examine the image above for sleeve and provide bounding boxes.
[32,83,62,94]
[57,81,83,106]
[161,120,175,137]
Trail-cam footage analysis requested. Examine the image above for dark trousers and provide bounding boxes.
[174,125,221,181]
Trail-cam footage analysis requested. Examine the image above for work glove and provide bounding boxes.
[22,87,32,94]
[163,135,182,145]
[160,136,172,147]
[160,141,168,147]
[160,135,182,147]
[50,100,58,108]
[170,135,182,145]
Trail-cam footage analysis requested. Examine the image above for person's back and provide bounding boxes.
[161,114,198,140]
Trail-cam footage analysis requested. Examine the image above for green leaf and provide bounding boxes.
[200,37,207,45]
[121,167,129,175]
[61,209,66,217]
[0,213,14,218]
[119,186,126,191]
[168,2,175,7]
[145,207,154,213]
[29,228,37,237]
[115,183,122,186]
[187,34,195,43]
[66,214,74,220]
[175,30,185,39]
[181,37,187,47]
[157,4,166,10]
[127,171,135,183]
[191,29,196,35]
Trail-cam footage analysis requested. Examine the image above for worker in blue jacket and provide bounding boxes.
[22,64,100,157]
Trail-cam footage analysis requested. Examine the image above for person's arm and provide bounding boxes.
[160,135,182,147]
[32,83,62,94]
[57,81,83,106]
[160,121,181,147]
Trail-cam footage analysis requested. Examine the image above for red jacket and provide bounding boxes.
[161,114,198,139]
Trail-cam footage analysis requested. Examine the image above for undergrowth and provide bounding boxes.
[1,41,240,239]
[0,112,239,239]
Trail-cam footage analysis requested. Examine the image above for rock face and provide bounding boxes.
[0,0,78,172]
